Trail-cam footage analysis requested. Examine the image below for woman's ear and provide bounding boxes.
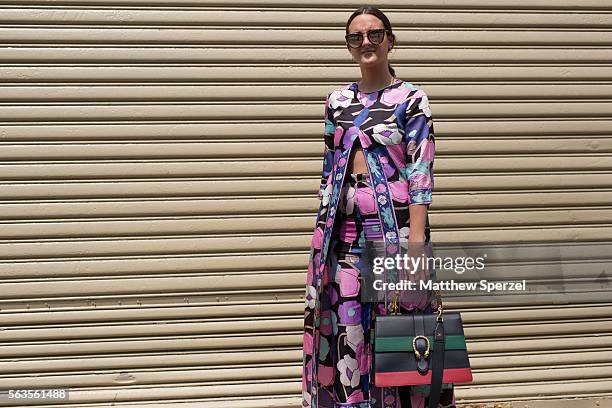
[388,34,395,51]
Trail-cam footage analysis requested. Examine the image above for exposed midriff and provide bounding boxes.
[347,143,369,174]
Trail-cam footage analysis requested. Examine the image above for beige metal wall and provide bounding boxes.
[1,1,611,407]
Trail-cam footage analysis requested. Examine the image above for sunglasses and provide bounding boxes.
[345,28,390,49]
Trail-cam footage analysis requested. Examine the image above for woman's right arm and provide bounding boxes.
[317,92,336,204]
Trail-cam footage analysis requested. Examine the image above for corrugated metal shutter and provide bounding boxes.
[1,1,611,407]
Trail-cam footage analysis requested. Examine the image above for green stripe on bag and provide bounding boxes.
[375,335,467,352]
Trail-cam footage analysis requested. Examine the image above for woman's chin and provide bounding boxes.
[360,56,384,67]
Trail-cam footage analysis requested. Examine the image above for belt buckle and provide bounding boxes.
[413,335,430,359]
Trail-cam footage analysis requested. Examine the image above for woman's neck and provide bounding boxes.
[357,69,395,93]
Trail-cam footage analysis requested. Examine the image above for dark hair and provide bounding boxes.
[345,6,396,77]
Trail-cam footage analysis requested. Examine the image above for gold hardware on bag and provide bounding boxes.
[413,335,430,359]
[389,291,400,314]
[434,289,444,322]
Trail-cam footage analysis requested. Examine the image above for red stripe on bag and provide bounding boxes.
[375,368,473,386]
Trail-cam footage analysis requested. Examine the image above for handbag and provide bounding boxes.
[373,289,473,408]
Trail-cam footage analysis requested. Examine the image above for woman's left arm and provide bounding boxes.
[405,90,436,243]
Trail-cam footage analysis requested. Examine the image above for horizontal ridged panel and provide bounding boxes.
[2,120,611,141]
[2,155,612,179]
[0,84,612,101]
[1,137,612,160]
[0,191,611,219]
[1,1,611,406]
[1,175,612,199]
[0,208,611,239]
[1,66,612,82]
[2,49,612,64]
[2,8,612,26]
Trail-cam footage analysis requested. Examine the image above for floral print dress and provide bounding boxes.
[302,78,455,408]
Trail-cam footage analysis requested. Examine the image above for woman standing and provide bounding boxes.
[302,6,455,408]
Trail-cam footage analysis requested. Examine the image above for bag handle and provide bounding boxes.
[385,241,443,317]
[388,285,444,319]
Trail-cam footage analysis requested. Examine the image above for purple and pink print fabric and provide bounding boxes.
[303,79,455,408]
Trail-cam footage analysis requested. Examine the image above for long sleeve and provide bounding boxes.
[317,92,336,204]
[405,90,435,205]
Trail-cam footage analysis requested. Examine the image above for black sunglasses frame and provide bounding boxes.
[345,29,391,49]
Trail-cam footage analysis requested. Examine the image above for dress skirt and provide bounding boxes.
[309,172,456,408]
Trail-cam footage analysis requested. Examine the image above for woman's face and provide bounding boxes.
[346,14,394,70]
